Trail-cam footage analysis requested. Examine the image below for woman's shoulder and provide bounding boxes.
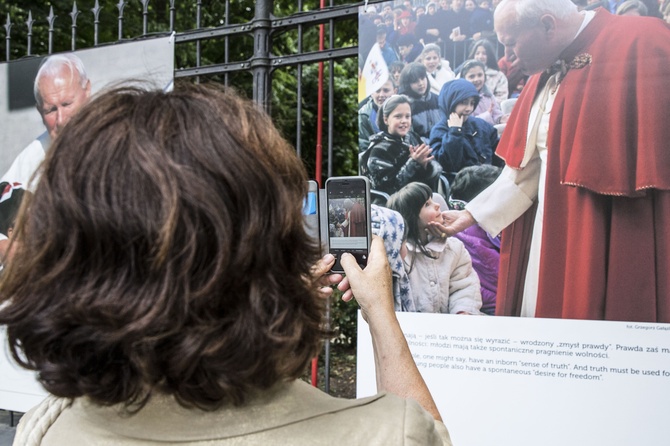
[14,395,70,445]
[297,386,451,445]
[26,382,450,445]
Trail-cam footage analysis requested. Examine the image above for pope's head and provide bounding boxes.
[494,0,579,75]
[34,54,91,140]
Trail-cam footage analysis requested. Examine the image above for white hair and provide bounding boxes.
[497,0,578,27]
[34,53,89,107]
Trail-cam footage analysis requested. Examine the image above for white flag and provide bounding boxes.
[362,43,389,98]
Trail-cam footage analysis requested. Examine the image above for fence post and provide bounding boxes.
[48,7,56,54]
[26,11,34,56]
[92,0,102,46]
[70,2,80,51]
[117,0,126,41]
[5,13,11,61]
[252,0,272,111]
[169,0,176,32]
[140,0,150,36]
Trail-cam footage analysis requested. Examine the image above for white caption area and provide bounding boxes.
[357,312,670,446]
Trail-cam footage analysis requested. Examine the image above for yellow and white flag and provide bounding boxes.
[360,43,389,100]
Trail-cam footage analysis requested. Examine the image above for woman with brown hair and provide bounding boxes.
[0,84,451,445]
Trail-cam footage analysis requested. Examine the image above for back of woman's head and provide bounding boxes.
[386,182,432,244]
[377,94,412,132]
[0,83,325,411]
[398,62,428,98]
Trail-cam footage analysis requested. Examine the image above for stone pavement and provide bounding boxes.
[0,410,21,446]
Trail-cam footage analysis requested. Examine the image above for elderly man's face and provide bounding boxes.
[495,5,558,75]
[37,66,91,140]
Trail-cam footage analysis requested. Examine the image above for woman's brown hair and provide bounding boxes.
[0,83,326,410]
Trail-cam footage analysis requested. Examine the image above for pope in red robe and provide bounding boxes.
[440,4,670,323]
[346,201,367,237]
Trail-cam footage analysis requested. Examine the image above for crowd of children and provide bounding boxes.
[358,0,514,199]
[357,1,511,315]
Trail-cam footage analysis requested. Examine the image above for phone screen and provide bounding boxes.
[326,177,370,273]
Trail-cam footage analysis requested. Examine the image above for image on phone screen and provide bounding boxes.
[327,178,370,272]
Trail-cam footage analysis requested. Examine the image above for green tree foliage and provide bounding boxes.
[271,59,358,180]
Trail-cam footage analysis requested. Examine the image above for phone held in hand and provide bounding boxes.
[325,176,372,274]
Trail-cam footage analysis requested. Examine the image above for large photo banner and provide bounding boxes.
[1,35,175,176]
[357,1,670,444]
[0,35,175,412]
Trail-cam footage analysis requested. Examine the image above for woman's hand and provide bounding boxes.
[312,253,348,299]
[339,236,394,322]
[342,236,444,423]
[409,143,434,169]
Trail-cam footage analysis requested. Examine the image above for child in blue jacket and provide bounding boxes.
[428,78,501,183]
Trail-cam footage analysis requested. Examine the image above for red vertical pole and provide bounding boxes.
[314,0,326,187]
[311,0,327,388]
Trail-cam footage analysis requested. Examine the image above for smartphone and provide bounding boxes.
[325,176,372,273]
[303,180,321,246]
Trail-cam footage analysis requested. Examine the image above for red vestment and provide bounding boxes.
[494,9,670,322]
[348,202,367,237]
